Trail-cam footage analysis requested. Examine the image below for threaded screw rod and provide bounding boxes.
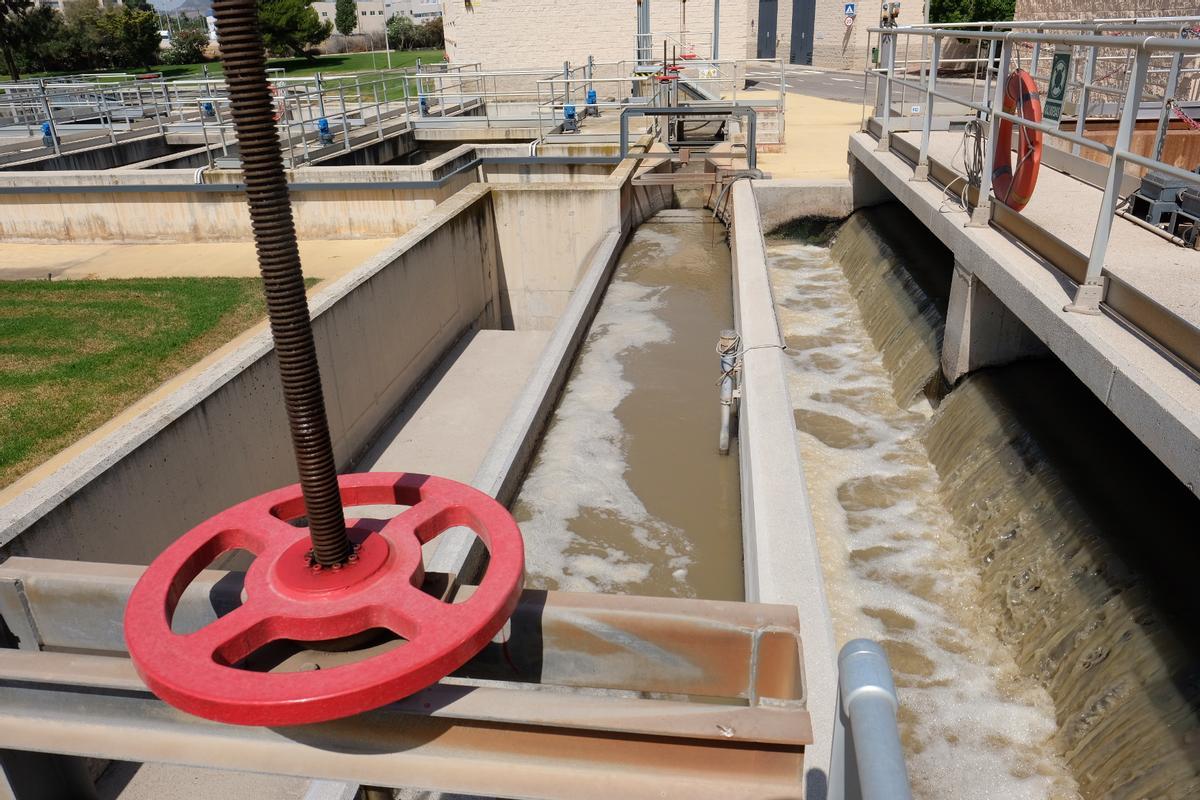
[211,0,351,567]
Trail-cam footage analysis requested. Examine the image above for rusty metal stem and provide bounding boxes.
[211,0,350,566]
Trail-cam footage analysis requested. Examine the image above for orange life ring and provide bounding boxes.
[991,68,1043,211]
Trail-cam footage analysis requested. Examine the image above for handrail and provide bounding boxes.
[828,640,912,800]
[866,21,1200,313]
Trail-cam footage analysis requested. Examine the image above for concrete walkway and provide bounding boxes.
[356,328,551,482]
[0,239,395,281]
[911,130,1200,325]
[758,95,863,180]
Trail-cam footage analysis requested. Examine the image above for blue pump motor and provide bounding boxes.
[40,121,55,148]
[202,102,215,118]
[316,117,334,145]
[586,88,599,117]
[562,104,579,133]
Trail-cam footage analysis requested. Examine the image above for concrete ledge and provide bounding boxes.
[849,132,1200,497]
[427,227,629,582]
[729,180,837,796]
[0,145,481,243]
[752,178,853,233]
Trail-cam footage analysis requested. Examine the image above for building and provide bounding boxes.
[312,0,442,34]
[442,0,876,71]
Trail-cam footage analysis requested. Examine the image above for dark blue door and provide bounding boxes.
[790,0,815,64]
[757,0,778,58]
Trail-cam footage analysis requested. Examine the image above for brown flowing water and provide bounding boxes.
[769,205,1200,799]
[512,211,743,601]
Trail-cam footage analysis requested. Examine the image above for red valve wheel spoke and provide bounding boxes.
[124,473,524,726]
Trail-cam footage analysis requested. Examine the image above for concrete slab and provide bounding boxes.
[356,328,551,482]
[756,96,862,180]
[0,239,395,281]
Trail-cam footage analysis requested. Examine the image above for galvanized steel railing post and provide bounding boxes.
[876,32,895,152]
[38,84,60,156]
[1068,45,1151,314]
[1072,43,1097,155]
[828,640,912,800]
[315,71,327,119]
[914,35,940,181]
[970,36,1011,227]
[1151,51,1183,162]
[338,85,351,152]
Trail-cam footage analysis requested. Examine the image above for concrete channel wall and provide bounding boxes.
[0,145,481,243]
[0,185,501,564]
[728,180,838,796]
[0,133,178,172]
[0,158,668,565]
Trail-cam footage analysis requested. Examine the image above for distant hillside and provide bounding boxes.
[151,0,213,16]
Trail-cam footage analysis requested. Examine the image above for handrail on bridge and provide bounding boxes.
[618,105,758,169]
[866,18,1200,313]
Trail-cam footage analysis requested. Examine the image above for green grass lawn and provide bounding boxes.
[0,278,288,488]
[47,49,444,81]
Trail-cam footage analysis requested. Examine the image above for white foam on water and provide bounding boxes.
[513,271,693,595]
[767,241,1079,800]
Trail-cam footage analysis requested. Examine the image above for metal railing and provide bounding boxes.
[866,18,1200,312]
[636,30,716,63]
[828,640,912,800]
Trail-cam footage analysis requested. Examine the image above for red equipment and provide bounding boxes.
[991,69,1043,211]
[124,472,524,726]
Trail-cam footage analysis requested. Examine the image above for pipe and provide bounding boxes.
[212,0,351,567]
[828,640,912,800]
[717,329,739,455]
[713,0,720,60]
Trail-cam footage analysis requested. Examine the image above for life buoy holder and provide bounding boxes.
[991,68,1043,212]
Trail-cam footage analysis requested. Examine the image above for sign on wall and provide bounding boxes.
[844,1,857,15]
[1043,49,1071,121]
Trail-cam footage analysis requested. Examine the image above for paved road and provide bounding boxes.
[743,64,986,111]
[743,65,869,103]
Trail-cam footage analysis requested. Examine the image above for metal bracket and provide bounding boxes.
[1064,281,1105,316]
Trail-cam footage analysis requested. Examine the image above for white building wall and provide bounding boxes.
[314,0,442,34]
[811,0,871,70]
[443,0,762,70]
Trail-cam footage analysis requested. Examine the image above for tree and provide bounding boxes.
[334,0,356,37]
[0,0,33,79]
[96,4,161,70]
[11,4,68,75]
[416,16,442,49]
[258,0,331,59]
[385,14,416,50]
[929,0,1014,25]
[162,28,209,65]
[386,14,441,50]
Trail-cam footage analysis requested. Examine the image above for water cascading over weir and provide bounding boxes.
[771,204,1200,799]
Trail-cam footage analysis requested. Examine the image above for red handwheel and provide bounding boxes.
[124,472,524,726]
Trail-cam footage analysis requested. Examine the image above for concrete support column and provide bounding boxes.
[941,260,1047,384]
[849,154,891,210]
